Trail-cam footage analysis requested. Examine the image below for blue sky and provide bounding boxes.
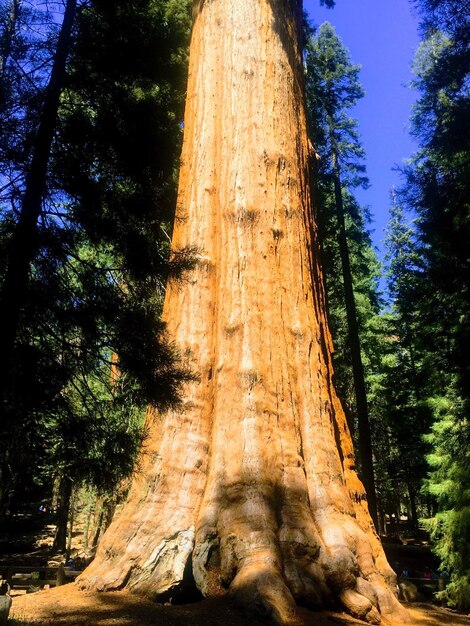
[303,0,421,259]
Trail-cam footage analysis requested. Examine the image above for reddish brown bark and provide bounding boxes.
[78,1,409,623]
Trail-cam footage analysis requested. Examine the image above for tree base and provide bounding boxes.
[77,473,410,625]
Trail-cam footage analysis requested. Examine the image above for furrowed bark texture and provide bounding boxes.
[78,1,408,623]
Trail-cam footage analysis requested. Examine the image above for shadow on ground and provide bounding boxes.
[10,583,470,626]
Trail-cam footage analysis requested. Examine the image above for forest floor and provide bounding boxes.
[9,583,470,626]
[3,511,470,625]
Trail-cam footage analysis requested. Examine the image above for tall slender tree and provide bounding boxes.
[78,2,407,624]
[305,22,377,529]
[0,0,79,517]
[0,0,19,82]
[0,0,78,407]
[381,198,432,529]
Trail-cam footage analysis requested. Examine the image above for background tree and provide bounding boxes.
[394,0,470,608]
[0,0,80,518]
[0,0,19,81]
[379,198,432,530]
[305,22,378,528]
[0,0,77,401]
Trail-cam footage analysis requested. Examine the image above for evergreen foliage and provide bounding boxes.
[53,0,194,407]
[0,0,192,539]
[389,0,470,606]
[380,199,432,527]
[423,391,470,609]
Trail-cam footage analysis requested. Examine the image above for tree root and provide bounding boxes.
[229,564,298,625]
[77,472,411,625]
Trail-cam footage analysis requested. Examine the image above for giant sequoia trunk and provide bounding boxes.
[78,1,408,623]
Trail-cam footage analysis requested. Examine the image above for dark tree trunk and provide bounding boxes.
[330,151,378,530]
[0,0,19,82]
[83,502,93,552]
[90,497,118,550]
[0,454,15,520]
[66,486,77,558]
[91,509,105,551]
[378,508,386,537]
[0,0,77,409]
[53,475,73,553]
[407,482,418,530]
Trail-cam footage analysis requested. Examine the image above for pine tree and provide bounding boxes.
[0,0,193,528]
[52,0,194,406]
[0,0,19,82]
[305,22,378,528]
[380,198,432,529]
[0,0,79,518]
[404,2,470,411]
[424,392,470,610]
[397,0,470,606]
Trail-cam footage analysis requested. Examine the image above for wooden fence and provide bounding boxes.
[0,565,82,593]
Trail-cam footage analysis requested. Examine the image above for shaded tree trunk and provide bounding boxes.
[78,1,407,623]
[330,150,378,530]
[0,0,77,407]
[407,481,418,530]
[53,475,73,553]
[0,0,19,82]
[91,508,105,551]
[83,501,94,552]
[66,486,77,559]
[0,453,15,520]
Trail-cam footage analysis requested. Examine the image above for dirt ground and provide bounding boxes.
[10,583,470,626]
[7,510,467,625]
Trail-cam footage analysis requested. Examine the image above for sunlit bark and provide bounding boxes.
[78,1,408,623]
